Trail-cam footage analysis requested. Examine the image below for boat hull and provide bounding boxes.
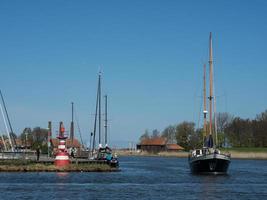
[189,153,230,174]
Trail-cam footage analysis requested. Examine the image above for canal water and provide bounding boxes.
[0,156,266,199]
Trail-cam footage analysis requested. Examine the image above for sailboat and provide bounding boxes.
[90,72,119,167]
[188,33,231,174]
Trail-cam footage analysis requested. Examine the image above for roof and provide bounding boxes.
[140,137,167,146]
[50,138,82,148]
[166,144,184,150]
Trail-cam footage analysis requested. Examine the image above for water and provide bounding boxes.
[0,156,266,200]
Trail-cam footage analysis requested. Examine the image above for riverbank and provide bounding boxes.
[116,149,267,159]
[0,160,119,172]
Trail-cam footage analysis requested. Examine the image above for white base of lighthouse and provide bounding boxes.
[54,151,70,167]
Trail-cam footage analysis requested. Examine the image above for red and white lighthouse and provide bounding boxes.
[54,122,70,167]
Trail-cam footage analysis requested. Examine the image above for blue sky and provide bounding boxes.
[0,0,267,147]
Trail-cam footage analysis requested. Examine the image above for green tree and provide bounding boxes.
[216,112,233,147]
[176,121,195,150]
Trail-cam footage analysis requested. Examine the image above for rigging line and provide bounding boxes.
[213,60,218,147]
[0,90,16,148]
[0,125,7,151]
[0,102,13,151]
[197,95,203,130]
[73,108,84,147]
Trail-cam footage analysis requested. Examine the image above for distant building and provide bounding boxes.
[137,137,184,153]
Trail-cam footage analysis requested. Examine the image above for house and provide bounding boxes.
[137,137,184,153]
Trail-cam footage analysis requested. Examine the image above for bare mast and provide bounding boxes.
[70,102,74,145]
[208,32,213,138]
[98,72,102,147]
[104,95,108,146]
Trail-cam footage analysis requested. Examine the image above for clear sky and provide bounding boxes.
[0,0,267,147]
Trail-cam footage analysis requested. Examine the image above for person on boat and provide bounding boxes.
[105,152,113,164]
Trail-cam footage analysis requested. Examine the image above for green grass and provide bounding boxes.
[0,160,118,172]
[220,147,267,152]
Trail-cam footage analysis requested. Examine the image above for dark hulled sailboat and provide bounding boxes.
[188,33,230,174]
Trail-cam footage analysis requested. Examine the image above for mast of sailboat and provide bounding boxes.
[203,64,207,145]
[104,95,108,146]
[208,32,214,146]
[0,90,15,151]
[92,74,100,154]
[98,72,102,147]
[70,102,74,145]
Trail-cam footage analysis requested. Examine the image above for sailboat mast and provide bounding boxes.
[92,77,99,153]
[98,72,102,146]
[70,102,74,145]
[104,95,108,146]
[203,64,207,139]
[208,32,213,137]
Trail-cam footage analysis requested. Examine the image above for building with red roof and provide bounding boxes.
[137,137,184,153]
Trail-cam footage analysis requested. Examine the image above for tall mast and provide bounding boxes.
[98,72,102,146]
[208,32,213,138]
[92,76,99,153]
[203,64,207,142]
[104,95,108,146]
[70,102,74,145]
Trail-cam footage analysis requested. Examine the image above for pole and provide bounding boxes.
[70,102,74,145]
[208,32,213,137]
[48,121,52,157]
[98,72,102,146]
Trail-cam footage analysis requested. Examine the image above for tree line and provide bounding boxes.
[0,127,49,152]
[139,110,267,150]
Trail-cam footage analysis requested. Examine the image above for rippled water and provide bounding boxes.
[0,156,266,199]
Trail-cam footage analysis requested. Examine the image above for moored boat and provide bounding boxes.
[90,72,119,168]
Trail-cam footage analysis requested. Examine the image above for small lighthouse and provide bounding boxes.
[54,122,70,167]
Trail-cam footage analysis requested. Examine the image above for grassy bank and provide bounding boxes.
[0,160,119,172]
[221,147,267,153]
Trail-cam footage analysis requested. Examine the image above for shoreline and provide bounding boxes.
[116,150,267,160]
